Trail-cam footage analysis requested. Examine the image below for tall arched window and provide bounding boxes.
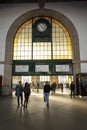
[13,17,72,60]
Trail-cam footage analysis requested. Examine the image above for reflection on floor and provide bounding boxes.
[1,88,87,130]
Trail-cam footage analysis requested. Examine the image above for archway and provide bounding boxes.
[3,8,80,95]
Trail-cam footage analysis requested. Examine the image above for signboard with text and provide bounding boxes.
[15,65,29,72]
[35,65,49,72]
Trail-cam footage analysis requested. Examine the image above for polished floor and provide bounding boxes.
[0,90,87,130]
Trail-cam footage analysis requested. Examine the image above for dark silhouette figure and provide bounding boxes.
[60,83,63,93]
[37,82,40,93]
[70,81,75,98]
[43,81,50,108]
[23,82,31,108]
[15,81,23,108]
[51,82,57,94]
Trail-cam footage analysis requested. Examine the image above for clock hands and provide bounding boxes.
[37,23,47,32]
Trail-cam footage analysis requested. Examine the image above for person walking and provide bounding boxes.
[23,82,31,108]
[37,82,40,93]
[60,83,63,93]
[51,82,57,94]
[70,81,75,98]
[43,81,50,108]
[15,81,23,108]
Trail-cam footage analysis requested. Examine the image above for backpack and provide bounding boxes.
[15,87,21,97]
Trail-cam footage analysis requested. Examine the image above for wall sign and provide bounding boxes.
[35,65,49,72]
[15,65,29,72]
[56,65,70,72]
[12,60,72,75]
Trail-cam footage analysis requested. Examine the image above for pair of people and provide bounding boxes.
[15,81,31,108]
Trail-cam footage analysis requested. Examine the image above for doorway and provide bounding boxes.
[12,75,73,95]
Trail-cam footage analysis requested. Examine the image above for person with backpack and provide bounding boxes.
[15,81,23,108]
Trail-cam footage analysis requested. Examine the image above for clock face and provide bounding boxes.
[37,22,47,32]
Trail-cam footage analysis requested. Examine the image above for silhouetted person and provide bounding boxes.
[43,81,50,108]
[15,81,23,107]
[70,81,75,98]
[23,82,31,108]
[51,82,57,94]
[37,82,40,93]
[60,83,63,93]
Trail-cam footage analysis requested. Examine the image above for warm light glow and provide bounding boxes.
[13,17,72,60]
[40,76,50,82]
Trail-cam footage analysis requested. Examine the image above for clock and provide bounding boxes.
[37,22,47,32]
[33,18,52,42]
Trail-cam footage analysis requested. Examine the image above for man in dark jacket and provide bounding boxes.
[43,81,50,108]
[15,81,23,108]
[70,81,75,98]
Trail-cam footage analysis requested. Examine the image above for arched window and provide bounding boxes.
[13,17,72,60]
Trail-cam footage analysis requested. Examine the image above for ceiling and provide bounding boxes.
[0,0,87,3]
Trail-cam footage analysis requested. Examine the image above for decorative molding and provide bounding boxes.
[1,60,87,64]
[72,60,87,63]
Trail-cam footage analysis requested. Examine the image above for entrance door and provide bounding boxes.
[12,75,73,94]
